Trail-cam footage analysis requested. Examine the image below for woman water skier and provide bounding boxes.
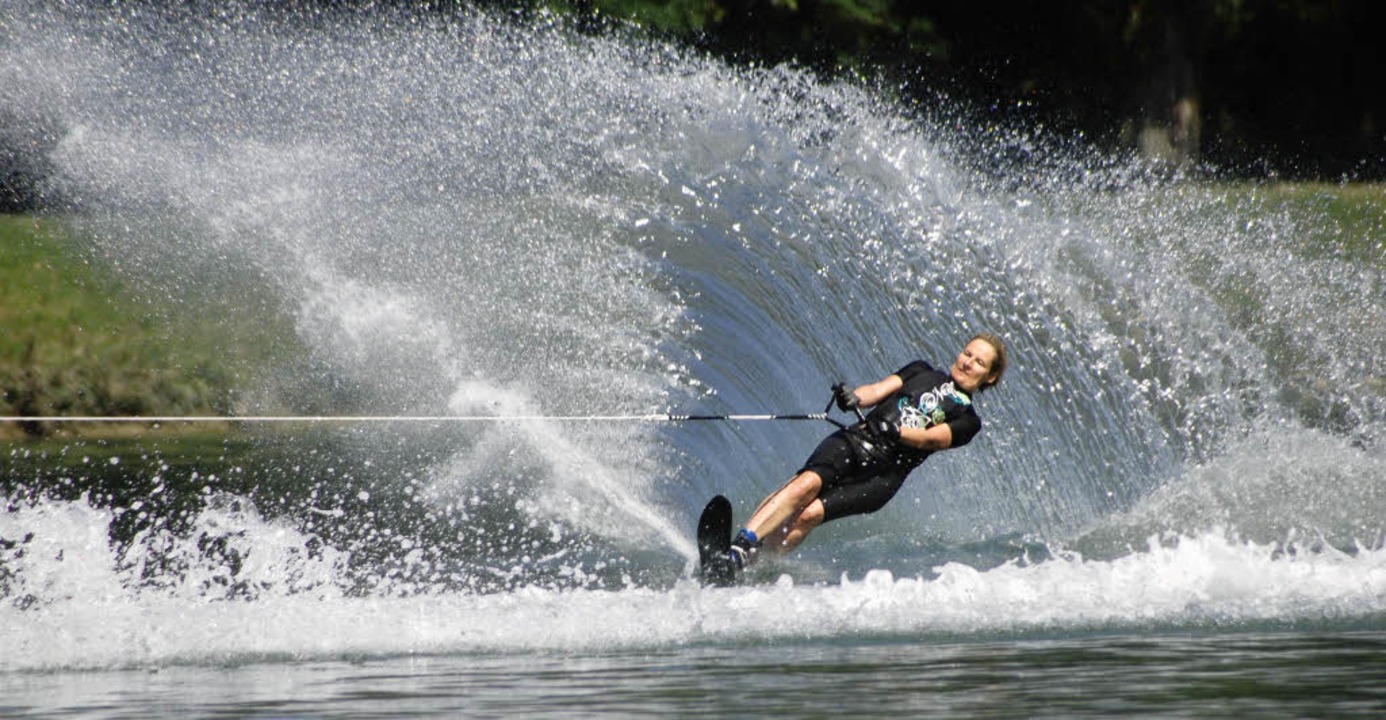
[713,333,1007,579]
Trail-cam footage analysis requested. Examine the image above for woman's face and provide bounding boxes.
[950,338,999,393]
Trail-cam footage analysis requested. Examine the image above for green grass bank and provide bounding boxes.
[0,215,282,439]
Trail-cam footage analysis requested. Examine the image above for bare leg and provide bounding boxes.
[742,470,823,544]
[764,499,825,553]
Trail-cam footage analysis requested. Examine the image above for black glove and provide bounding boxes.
[831,382,860,413]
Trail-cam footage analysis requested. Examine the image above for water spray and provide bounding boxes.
[0,412,838,425]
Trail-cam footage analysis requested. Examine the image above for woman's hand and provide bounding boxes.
[831,382,861,412]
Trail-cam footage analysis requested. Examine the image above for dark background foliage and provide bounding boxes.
[3,0,1383,213]
[575,0,1384,179]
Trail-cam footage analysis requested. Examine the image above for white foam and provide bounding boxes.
[5,494,1384,672]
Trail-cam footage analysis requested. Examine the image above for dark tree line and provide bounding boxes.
[584,0,1385,178]
[4,0,1383,213]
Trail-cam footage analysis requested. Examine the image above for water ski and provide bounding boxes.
[696,495,736,587]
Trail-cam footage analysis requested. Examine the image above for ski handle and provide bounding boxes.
[822,383,868,430]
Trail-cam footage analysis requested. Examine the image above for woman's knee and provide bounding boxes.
[795,499,825,531]
[773,500,825,553]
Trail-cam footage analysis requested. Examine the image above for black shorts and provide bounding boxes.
[798,430,912,523]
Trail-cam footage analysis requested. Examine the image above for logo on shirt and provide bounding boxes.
[898,381,971,429]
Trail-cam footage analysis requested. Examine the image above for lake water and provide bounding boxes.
[8,631,1386,717]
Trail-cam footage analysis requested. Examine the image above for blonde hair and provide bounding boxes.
[971,332,1007,391]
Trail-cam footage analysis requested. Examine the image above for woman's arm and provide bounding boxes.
[852,374,955,452]
[899,422,953,451]
[851,374,903,409]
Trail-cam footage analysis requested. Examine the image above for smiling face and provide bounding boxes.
[949,338,1000,393]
